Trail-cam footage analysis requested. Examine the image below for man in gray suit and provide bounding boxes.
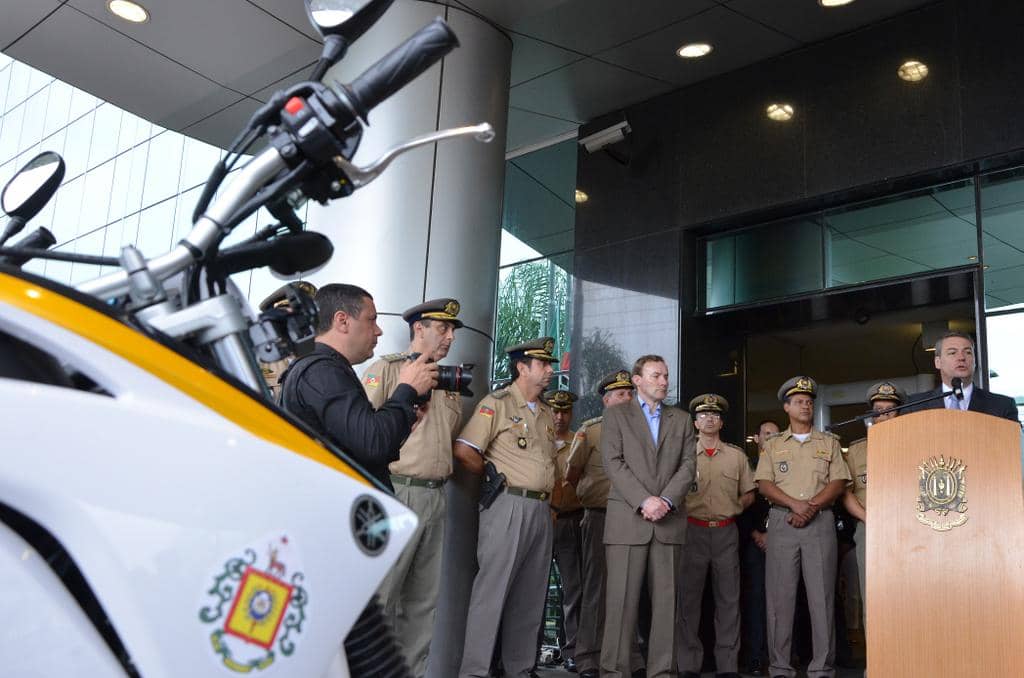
[600,354,697,678]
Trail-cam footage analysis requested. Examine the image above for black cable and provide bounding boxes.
[0,246,118,266]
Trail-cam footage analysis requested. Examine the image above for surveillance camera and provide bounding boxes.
[578,120,630,153]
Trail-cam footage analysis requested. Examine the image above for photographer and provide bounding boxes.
[361,298,466,675]
[257,280,317,399]
[279,284,437,490]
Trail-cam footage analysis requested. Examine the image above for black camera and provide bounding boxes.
[408,352,474,398]
[250,282,318,363]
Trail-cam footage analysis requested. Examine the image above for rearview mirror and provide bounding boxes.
[2,151,65,220]
[305,0,394,43]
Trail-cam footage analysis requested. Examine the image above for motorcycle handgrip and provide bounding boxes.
[341,17,458,121]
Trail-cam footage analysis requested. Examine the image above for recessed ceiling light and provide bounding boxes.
[766,103,794,121]
[898,60,929,82]
[677,42,713,59]
[575,189,589,204]
[819,0,856,7]
[107,0,149,23]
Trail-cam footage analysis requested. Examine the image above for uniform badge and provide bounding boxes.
[916,455,968,531]
[510,416,523,423]
[200,534,308,673]
[364,374,380,388]
[814,449,831,460]
[778,461,789,473]
[478,406,495,418]
[689,481,698,493]
[517,437,528,449]
[858,473,867,485]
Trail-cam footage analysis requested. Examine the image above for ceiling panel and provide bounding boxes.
[246,0,324,41]
[725,0,936,44]
[6,5,243,134]
[512,0,715,56]
[510,58,672,128]
[597,4,799,87]
[0,0,62,49]
[68,0,321,94]
[180,96,262,147]
[510,33,581,87]
[452,0,566,29]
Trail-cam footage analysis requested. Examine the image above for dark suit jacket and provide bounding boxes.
[601,399,697,545]
[902,385,1019,423]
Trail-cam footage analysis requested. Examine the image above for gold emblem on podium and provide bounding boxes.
[916,455,968,531]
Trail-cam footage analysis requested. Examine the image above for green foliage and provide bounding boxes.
[493,259,571,382]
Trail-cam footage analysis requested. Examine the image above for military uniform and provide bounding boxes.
[545,389,583,667]
[457,338,559,678]
[845,381,905,639]
[754,377,851,678]
[361,298,464,675]
[676,394,755,678]
[565,370,644,677]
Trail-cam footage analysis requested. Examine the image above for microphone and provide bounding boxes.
[216,231,333,277]
[951,377,964,401]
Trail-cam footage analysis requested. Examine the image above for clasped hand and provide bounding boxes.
[640,496,671,521]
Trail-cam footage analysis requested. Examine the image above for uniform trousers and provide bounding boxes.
[676,523,741,674]
[854,520,866,630]
[601,539,681,678]
[378,482,445,676]
[553,511,583,659]
[766,507,837,678]
[458,493,553,678]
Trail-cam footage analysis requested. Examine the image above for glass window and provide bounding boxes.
[985,313,1024,421]
[501,139,577,265]
[69,227,107,286]
[0,65,11,117]
[980,167,1024,311]
[179,136,222,193]
[62,110,95,181]
[5,62,31,112]
[50,175,84,245]
[79,160,116,235]
[67,87,97,122]
[140,131,184,209]
[122,143,150,219]
[825,180,976,287]
[17,89,48,156]
[87,104,122,170]
[706,217,822,307]
[134,199,177,257]
[0,102,25,164]
[43,81,72,138]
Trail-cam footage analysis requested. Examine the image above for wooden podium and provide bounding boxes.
[866,409,1024,676]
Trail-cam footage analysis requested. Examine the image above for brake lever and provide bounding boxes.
[332,122,494,188]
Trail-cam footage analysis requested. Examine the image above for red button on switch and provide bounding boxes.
[284,97,305,115]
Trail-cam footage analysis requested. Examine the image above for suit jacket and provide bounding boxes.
[601,398,697,545]
[903,385,1019,423]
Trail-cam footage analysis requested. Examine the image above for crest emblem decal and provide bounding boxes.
[200,535,308,673]
[916,455,968,531]
[778,461,789,473]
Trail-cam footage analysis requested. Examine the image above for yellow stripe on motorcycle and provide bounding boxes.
[0,272,369,485]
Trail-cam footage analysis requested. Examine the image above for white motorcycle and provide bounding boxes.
[0,1,493,675]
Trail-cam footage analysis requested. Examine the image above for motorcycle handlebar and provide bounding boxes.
[340,17,458,122]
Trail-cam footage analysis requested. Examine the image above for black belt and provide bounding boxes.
[556,508,585,520]
[391,474,447,489]
[505,486,549,501]
[584,506,606,513]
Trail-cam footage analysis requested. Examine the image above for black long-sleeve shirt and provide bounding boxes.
[280,342,416,490]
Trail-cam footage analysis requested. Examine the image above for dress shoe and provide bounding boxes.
[716,673,741,678]
[632,670,646,678]
[564,657,578,672]
[682,672,701,678]
[746,658,765,675]
[579,670,599,678]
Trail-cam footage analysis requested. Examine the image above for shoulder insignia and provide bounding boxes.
[848,437,867,447]
[582,415,603,428]
[491,387,510,399]
[765,431,782,440]
[724,442,745,453]
[381,352,408,362]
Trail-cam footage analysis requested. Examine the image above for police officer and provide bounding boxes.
[257,280,316,398]
[454,338,559,678]
[842,381,904,643]
[543,388,583,672]
[279,284,437,489]
[565,370,645,678]
[677,394,755,678]
[361,298,465,675]
[754,376,850,678]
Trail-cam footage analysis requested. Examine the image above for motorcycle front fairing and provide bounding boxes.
[0,267,416,677]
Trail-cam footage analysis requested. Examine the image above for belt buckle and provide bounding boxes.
[539,491,548,501]
[709,519,723,528]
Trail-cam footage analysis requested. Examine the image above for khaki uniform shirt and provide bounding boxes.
[551,433,583,512]
[362,352,462,480]
[566,417,611,508]
[458,382,557,492]
[845,438,868,510]
[754,428,851,501]
[686,440,756,521]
